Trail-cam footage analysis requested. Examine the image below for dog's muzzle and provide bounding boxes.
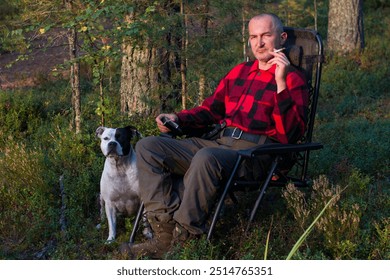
[106,141,119,156]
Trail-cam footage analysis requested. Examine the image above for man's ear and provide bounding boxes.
[280,31,287,45]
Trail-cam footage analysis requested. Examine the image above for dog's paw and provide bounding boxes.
[105,238,116,244]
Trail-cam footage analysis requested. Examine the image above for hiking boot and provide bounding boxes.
[122,217,175,259]
[172,223,198,244]
[163,223,200,258]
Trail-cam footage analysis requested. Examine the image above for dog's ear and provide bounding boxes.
[125,126,142,139]
[95,126,106,138]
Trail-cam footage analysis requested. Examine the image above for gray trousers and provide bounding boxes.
[136,135,265,235]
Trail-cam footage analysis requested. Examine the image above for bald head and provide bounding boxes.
[249,13,284,35]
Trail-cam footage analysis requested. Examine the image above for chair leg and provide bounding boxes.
[245,155,280,233]
[129,202,144,244]
[207,155,243,241]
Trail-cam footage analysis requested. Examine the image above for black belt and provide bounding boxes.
[222,127,267,144]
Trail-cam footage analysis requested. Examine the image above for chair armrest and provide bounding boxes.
[238,142,323,158]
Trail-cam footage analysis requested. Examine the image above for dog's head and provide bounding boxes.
[96,125,141,157]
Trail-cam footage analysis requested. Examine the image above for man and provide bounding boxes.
[123,13,309,258]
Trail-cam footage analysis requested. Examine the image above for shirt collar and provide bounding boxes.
[249,60,276,75]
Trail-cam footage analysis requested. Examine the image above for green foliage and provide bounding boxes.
[365,0,390,10]
[312,119,389,176]
[0,82,71,143]
[0,141,57,258]
[0,0,22,52]
[312,16,390,178]
[0,0,19,20]
[283,176,360,259]
[371,219,390,259]
[0,89,42,138]
[286,186,339,260]
[167,238,221,260]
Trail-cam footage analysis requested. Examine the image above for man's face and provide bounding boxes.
[248,16,285,64]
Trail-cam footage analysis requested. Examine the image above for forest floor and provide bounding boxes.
[0,29,69,90]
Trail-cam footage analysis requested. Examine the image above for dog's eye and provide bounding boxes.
[104,137,109,141]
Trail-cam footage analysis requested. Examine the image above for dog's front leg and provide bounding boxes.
[142,213,153,239]
[105,203,117,242]
[96,194,105,230]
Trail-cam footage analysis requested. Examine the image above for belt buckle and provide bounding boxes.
[232,127,243,139]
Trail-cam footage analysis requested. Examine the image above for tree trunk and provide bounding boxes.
[198,74,205,104]
[120,43,157,116]
[65,8,81,134]
[314,0,318,30]
[64,0,81,133]
[99,72,104,126]
[180,0,188,110]
[242,10,247,61]
[327,0,364,53]
[198,0,209,104]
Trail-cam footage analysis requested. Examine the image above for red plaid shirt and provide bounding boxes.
[177,60,309,144]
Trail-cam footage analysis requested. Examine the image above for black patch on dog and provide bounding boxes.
[115,127,134,156]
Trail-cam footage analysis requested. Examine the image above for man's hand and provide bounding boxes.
[268,48,290,93]
[156,113,179,133]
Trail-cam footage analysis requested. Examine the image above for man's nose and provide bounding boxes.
[255,37,264,47]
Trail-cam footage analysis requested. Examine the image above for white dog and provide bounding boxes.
[96,125,151,242]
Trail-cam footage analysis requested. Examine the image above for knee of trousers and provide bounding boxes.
[187,147,225,181]
[136,135,161,155]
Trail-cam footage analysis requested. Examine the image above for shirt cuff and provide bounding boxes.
[275,88,291,101]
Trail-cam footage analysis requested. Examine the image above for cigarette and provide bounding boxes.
[274,47,286,53]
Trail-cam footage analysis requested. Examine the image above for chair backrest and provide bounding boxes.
[247,27,324,181]
[283,27,324,181]
[283,27,324,146]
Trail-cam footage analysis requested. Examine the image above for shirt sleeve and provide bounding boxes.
[272,69,309,143]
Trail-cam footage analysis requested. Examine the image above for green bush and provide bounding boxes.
[0,83,71,143]
[0,141,57,258]
[311,118,389,177]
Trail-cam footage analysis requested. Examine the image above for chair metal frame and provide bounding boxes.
[130,27,324,244]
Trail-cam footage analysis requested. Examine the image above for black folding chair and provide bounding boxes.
[207,27,324,240]
[129,27,324,243]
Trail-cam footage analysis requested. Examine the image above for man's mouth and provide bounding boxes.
[256,48,268,54]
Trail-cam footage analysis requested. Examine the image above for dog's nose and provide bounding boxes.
[108,142,117,148]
